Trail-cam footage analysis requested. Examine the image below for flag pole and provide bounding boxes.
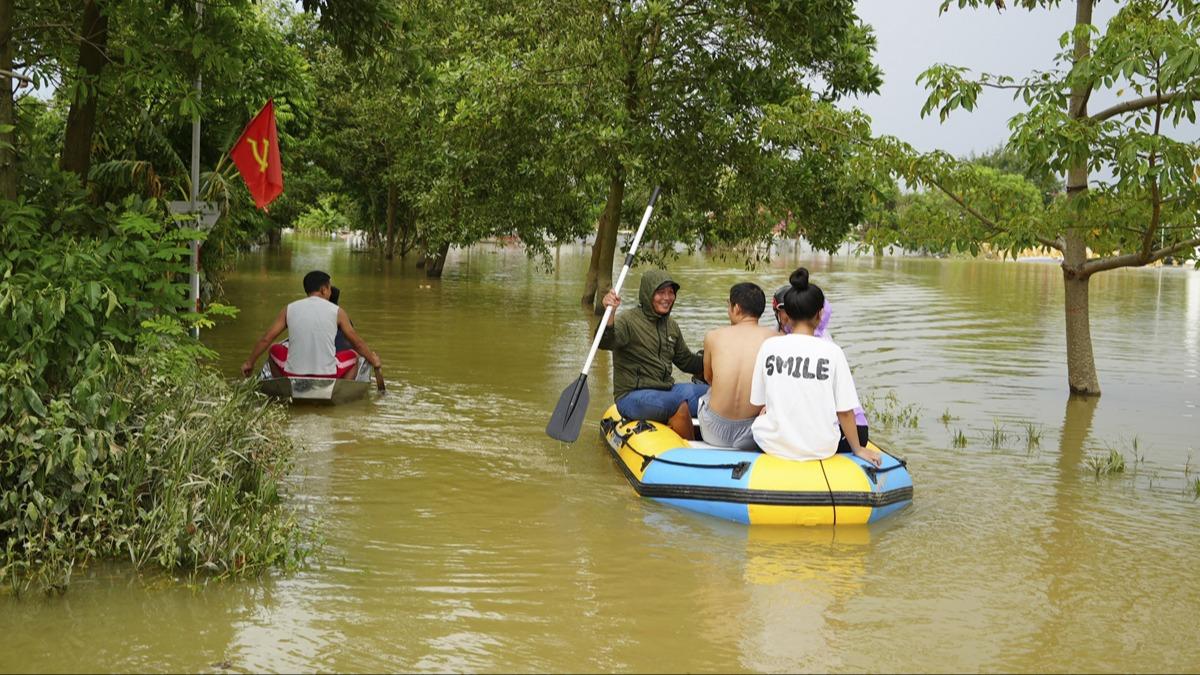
[189,0,203,339]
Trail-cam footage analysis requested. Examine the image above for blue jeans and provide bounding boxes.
[616,383,710,422]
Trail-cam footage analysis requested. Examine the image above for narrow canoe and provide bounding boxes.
[257,356,372,404]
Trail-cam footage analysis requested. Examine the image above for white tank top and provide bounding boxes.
[285,296,339,375]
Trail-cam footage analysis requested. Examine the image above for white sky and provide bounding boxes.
[850,0,1121,156]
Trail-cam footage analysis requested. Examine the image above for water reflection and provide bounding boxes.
[737,526,872,672]
[1185,272,1199,419]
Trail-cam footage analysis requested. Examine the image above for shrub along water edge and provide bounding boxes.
[1,199,313,594]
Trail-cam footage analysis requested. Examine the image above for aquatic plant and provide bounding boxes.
[940,408,958,426]
[951,428,968,448]
[1,357,313,594]
[1023,423,1043,450]
[1128,436,1144,464]
[1085,449,1127,477]
[862,391,923,430]
[981,421,1010,449]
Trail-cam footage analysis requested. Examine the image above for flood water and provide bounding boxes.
[3,235,1199,673]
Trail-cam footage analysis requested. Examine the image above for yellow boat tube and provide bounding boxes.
[600,405,912,526]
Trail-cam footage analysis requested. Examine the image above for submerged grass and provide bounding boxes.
[1085,449,1127,477]
[862,391,922,430]
[112,371,313,576]
[1,365,314,594]
[0,204,314,593]
[1024,423,1043,450]
[981,420,1011,449]
[951,428,968,448]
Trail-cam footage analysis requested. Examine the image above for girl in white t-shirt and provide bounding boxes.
[750,268,882,466]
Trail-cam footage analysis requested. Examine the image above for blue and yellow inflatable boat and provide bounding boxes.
[600,405,912,525]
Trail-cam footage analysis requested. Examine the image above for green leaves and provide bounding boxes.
[287,0,888,262]
[0,198,305,593]
[891,0,1200,272]
[917,64,989,122]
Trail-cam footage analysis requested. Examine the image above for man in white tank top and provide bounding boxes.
[241,270,382,379]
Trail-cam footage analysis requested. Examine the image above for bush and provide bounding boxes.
[294,193,354,233]
[0,200,312,594]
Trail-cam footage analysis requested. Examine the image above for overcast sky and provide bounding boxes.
[850,1,1120,157]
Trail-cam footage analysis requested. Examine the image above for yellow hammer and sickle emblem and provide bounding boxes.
[247,138,270,173]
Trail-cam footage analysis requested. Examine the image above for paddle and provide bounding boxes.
[546,185,662,442]
[373,365,386,394]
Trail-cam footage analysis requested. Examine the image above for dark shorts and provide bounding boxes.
[616,383,710,423]
[836,425,871,454]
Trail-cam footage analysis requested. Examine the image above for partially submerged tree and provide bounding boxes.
[290,0,600,276]
[464,0,883,311]
[865,0,1200,396]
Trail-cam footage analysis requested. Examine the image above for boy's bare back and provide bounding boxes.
[703,323,778,420]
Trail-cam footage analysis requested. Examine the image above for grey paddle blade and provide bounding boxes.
[546,374,590,443]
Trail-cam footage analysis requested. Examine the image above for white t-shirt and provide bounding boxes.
[285,296,339,375]
[749,334,861,462]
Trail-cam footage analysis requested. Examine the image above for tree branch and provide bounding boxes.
[928,178,1063,251]
[0,68,32,85]
[1090,91,1200,123]
[979,82,1043,91]
[1081,236,1200,275]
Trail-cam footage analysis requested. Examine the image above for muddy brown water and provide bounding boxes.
[3,235,1198,672]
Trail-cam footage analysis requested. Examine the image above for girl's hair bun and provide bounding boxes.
[781,267,823,322]
[789,267,810,291]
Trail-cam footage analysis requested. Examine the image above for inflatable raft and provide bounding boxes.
[600,405,912,525]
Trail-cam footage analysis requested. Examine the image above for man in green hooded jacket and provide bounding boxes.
[599,269,707,439]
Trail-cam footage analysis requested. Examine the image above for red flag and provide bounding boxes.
[230,99,283,210]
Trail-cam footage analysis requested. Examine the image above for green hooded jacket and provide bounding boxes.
[598,269,704,401]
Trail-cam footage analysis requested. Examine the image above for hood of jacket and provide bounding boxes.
[638,269,680,320]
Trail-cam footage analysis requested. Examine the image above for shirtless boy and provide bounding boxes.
[698,283,778,449]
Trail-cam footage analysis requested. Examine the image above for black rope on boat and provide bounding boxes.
[818,458,837,527]
[862,460,906,485]
[609,416,752,480]
[863,447,908,485]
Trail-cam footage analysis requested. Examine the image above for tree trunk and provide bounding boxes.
[425,241,451,278]
[60,0,108,183]
[583,170,625,313]
[1062,233,1100,395]
[0,0,16,201]
[267,227,282,247]
[581,227,603,306]
[398,204,415,256]
[1059,0,1101,396]
[384,183,398,260]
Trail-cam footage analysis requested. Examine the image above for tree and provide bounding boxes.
[1,0,392,216]
[289,0,598,275]
[446,0,883,310]
[865,0,1200,396]
[0,0,17,201]
[966,144,1062,203]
